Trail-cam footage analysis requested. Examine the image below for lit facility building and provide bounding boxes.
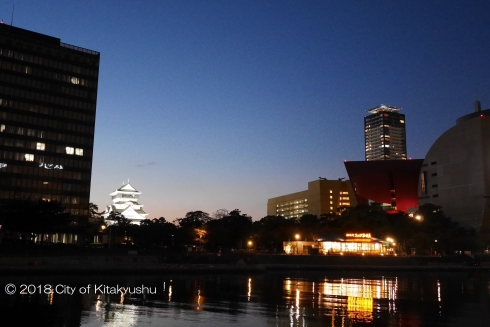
[102,181,148,225]
[418,102,490,234]
[365,105,407,161]
[283,233,394,256]
[0,24,99,219]
[267,178,357,218]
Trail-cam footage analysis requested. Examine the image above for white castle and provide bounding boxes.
[102,181,148,225]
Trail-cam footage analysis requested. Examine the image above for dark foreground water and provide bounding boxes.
[0,270,489,327]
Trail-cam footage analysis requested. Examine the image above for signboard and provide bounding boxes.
[345,232,372,242]
[39,163,63,170]
[345,233,371,239]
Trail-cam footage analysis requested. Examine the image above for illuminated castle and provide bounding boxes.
[102,181,148,225]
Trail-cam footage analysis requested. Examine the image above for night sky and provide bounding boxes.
[2,1,489,221]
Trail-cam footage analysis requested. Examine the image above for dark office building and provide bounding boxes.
[364,105,407,161]
[0,24,99,219]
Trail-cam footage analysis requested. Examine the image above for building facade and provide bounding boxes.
[344,160,423,212]
[365,105,407,161]
[267,179,357,218]
[102,181,148,225]
[418,103,490,234]
[0,24,99,219]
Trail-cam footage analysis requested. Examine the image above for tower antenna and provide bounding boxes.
[10,5,14,26]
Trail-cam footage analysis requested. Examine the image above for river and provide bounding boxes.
[0,270,488,326]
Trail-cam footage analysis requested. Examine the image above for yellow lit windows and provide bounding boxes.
[25,154,34,161]
[71,77,80,85]
[66,147,74,155]
[0,124,5,132]
[75,148,83,156]
[36,142,45,151]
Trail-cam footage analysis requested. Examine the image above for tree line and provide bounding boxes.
[0,198,483,254]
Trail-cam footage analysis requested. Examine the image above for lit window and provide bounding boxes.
[36,142,45,151]
[25,154,34,161]
[330,201,333,204]
[329,190,332,194]
[75,148,83,156]
[330,196,333,199]
[66,147,74,155]
[0,124,5,132]
[71,77,80,85]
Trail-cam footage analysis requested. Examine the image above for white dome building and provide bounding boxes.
[418,103,490,234]
[102,181,148,225]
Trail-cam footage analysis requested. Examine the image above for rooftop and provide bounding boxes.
[366,104,401,114]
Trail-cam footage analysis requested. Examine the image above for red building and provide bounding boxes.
[344,160,423,213]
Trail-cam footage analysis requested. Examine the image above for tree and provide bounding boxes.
[134,217,177,248]
[205,209,252,249]
[212,208,229,220]
[0,198,72,242]
[249,215,297,252]
[174,211,211,228]
[86,202,104,235]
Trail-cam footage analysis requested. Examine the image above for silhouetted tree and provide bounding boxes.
[0,198,72,242]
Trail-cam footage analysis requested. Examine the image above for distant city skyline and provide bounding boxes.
[2,1,489,220]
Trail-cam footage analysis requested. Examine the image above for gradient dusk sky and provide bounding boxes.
[2,1,489,221]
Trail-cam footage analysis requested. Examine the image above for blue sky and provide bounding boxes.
[2,1,490,220]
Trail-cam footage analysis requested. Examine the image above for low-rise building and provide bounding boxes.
[283,233,393,256]
[267,178,357,218]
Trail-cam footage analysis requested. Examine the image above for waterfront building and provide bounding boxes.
[283,232,393,256]
[0,24,99,219]
[102,181,148,225]
[418,102,490,235]
[365,105,407,161]
[267,178,357,218]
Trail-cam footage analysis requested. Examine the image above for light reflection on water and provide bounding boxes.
[1,271,489,327]
[283,276,399,324]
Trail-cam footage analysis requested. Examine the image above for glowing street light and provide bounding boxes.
[295,234,300,255]
[101,225,111,249]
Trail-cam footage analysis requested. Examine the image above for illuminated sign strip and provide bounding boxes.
[39,163,63,170]
[346,233,371,239]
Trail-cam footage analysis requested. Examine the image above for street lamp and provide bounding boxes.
[101,225,111,249]
[247,240,252,251]
[295,234,300,255]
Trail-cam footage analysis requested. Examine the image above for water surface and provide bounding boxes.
[1,271,488,326]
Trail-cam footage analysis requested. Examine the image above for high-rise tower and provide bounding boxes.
[0,24,100,219]
[364,105,406,161]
